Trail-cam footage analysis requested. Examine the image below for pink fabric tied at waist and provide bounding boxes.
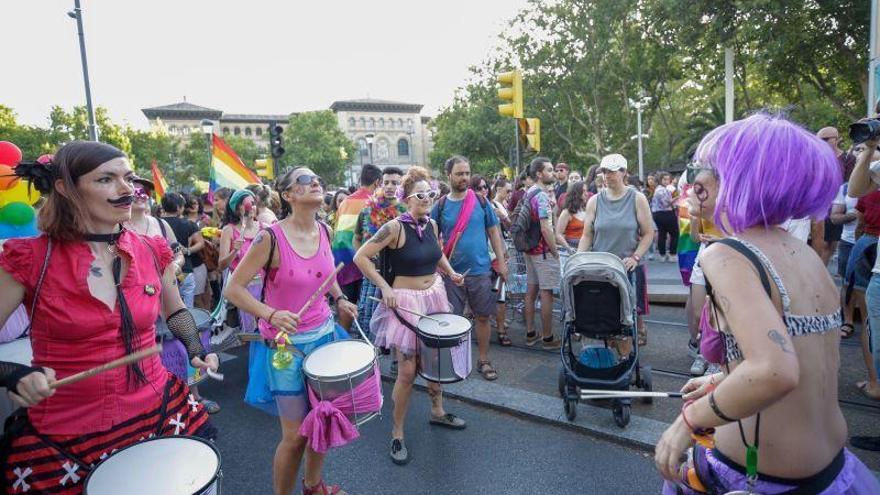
[298,363,383,454]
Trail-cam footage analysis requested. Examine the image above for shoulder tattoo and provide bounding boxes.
[369,222,395,245]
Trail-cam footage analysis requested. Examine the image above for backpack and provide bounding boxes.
[509,188,543,252]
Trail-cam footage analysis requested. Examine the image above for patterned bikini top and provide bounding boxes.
[721,238,842,363]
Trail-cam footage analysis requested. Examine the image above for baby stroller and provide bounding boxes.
[559,252,652,427]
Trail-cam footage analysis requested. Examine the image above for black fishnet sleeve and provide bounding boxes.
[166,308,207,362]
[0,362,43,392]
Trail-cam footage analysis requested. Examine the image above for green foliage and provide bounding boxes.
[47,106,131,156]
[283,111,356,185]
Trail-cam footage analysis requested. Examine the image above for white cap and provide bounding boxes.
[599,153,627,172]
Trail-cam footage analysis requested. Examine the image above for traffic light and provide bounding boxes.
[269,123,285,159]
[518,118,541,152]
[255,158,274,180]
[497,70,523,119]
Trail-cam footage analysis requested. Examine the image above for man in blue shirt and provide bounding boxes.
[432,156,508,381]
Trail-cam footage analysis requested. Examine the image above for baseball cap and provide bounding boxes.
[599,154,627,172]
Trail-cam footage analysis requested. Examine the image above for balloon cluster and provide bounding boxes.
[0,142,40,239]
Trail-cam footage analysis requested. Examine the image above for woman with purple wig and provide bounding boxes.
[655,113,878,494]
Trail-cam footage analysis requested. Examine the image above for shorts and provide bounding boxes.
[838,240,854,278]
[846,234,877,292]
[444,273,496,317]
[525,253,562,291]
[192,263,208,295]
[688,244,707,286]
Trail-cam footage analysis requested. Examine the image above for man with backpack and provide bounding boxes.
[432,156,508,381]
[511,157,562,350]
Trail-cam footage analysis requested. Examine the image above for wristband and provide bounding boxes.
[709,391,736,422]
[267,309,279,326]
[334,294,349,304]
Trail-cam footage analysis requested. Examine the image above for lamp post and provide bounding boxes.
[201,119,213,191]
[67,0,98,141]
[365,133,375,164]
[406,121,415,167]
[627,93,652,181]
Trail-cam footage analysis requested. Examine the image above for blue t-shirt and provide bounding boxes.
[431,195,499,275]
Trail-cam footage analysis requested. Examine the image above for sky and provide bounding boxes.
[1,0,530,129]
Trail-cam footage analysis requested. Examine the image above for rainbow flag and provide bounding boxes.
[331,188,373,285]
[210,133,260,192]
[150,159,168,200]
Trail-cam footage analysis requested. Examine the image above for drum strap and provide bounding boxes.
[390,308,419,333]
[22,238,53,338]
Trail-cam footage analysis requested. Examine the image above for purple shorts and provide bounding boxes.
[662,446,879,494]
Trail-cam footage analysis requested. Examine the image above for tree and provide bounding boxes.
[0,105,54,160]
[283,111,356,185]
[47,106,132,155]
[126,126,180,178]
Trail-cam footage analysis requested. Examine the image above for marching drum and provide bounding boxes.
[156,308,214,386]
[302,339,381,426]
[415,313,472,383]
[84,436,221,494]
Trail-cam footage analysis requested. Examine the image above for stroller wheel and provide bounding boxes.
[613,403,631,428]
[640,366,654,404]
[564,398,577,421]
[558,367,566,398]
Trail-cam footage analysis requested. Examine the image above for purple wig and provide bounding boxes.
[695,113,841,234]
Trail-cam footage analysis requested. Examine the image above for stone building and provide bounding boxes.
[141,102,290,148]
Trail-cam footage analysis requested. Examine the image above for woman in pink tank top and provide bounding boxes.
[218,189,263,334]
[226,167,357,495]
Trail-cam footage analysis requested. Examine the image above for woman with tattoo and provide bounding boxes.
[0,141,219,494]
[225,167,357,495]
[655,114,878,494]
[353,166,465,466]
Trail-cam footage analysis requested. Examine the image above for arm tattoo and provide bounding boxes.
[89,264,103,277]
[368,222,394,245]
[767,329,794,354]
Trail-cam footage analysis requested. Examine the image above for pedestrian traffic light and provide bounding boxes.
[269,124,285,159]
[497,70,523,119]
[255,158,274,180]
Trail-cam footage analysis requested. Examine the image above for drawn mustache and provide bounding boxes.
[108,195,134,206]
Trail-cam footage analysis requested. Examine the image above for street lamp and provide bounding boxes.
[406,121,415,166]
[67,0,98,141]
[365,133,375,164]
[627,93,652,180]
[201,120,213,192]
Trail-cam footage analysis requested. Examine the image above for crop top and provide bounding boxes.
[386,221,442,278]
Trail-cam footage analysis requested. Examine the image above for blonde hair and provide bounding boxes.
[402,166,431,197]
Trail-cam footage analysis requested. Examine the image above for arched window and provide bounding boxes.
[398,138,410,157]
[378,118,385,128]
[349,117,356,127]
[359,117,366,128]
[255,127,262,136]
[234,127,241,136]
[222,127,230,135]
[358,138,368,157]
[369,118,375,129]
[397,118,404,128]
[244,127,252,136]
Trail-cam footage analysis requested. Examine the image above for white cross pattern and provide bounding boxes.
[187,394,200,412]
[59,461,80,486]
[12,466,32,492]
[169,413,186,435]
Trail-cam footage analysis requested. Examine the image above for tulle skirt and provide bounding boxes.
[370,276,451,356]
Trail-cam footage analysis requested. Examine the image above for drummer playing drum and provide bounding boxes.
[354,166,466,466]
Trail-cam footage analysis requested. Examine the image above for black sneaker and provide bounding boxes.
[390,438,410,465]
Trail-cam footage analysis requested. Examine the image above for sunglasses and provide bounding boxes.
[291,174,321,186]
[407,190,440,201]
[133,187,150,200]
[821,136,839,142]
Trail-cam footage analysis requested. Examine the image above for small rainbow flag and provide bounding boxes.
[150,159,168,200]
[210,134,260,192]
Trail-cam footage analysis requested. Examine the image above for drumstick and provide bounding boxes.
[367,296,448,326]
[50,345,163,389]
[579,390,684,400]
[296,262,344,318]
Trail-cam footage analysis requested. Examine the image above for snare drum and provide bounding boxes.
[84,436,221,495]
[157,308,214,386]
[415,313,472,383]
[302,339,381,426]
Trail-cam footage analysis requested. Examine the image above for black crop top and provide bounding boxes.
[386,221,442,277]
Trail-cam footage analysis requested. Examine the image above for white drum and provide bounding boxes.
[415,313,472,383]
[302,339,381,426]
[84,436,221,495]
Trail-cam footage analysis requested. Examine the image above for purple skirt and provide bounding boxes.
[239,279,263,334]
[662,446,880,494]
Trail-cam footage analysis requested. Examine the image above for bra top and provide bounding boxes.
[722,237,842,362]
[386,221,441,278]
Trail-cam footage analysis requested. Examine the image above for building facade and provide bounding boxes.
[141,102,290,149]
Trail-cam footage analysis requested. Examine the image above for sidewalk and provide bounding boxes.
[643,258,689,304]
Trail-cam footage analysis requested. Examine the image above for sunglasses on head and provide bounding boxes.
[407,190,440,201]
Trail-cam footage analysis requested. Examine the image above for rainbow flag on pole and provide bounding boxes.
[150,159,168,200]
[210,133,260,192]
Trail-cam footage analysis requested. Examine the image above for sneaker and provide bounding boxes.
[211,324,236,346]
[542,336,562,350]
[689,356,708,376]
[390,360,398,377]
[390,438,410,465]
[669,254,678,263]
[687,339,700,360]
[302,479,347,495]
[663,254,669,262]
[199,398,221,414]
[705,363,721,375]
[525,332,540,346]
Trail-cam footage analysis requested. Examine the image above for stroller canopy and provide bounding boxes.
[561,251,636,327]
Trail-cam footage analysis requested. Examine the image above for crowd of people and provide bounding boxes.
[1,108,880,493]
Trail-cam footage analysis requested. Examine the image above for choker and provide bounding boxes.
[84,230,124,244]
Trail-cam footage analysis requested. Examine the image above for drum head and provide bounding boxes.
[85,436,219,495]
[417,313,471,338]
[0,338,32,366]
[189,308,214,330]
[303,340,375,380]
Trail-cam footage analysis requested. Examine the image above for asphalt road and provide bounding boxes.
[200,345,663,495]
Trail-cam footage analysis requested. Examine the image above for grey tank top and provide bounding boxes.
[592,187,639,258]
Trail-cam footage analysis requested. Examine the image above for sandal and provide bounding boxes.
[302,479,347,495]
[199,398,221,414]
[429,413,467,429]
[497,332,512,347]
[841,323,855,339]
[477,360,498,381]
[390,438,410,465]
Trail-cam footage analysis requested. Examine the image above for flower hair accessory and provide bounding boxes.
[14,154,57,194]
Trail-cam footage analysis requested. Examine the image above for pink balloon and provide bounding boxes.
[0,142,22,167]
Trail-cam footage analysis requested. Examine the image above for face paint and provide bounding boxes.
[133,187,149,200]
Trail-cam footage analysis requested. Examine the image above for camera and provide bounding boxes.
[849,118,880,143]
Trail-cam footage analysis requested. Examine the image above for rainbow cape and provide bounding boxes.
[150,159,168,200]
[677,184,700,286]
[210,133,260,192]
[331,187,373,285]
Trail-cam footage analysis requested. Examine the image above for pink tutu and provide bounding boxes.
[370,276,451,356]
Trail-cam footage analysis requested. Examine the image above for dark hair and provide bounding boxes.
[563,181,587,214]
[469,174,488,191]
[214,187,233,201]
[331,188,349,212]
[274,166,308,219]
[182,192,202,216]
[360,163,382,187]
[491,178,509,200]
[19,141,126,241]
[383,166,404,177]
[245,183,271,207]
[444,155,469,175]
[529,157,552,179]
[161,192,186,214]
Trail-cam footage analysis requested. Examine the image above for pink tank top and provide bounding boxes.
[258,222,334,338]
[230,225,261,271]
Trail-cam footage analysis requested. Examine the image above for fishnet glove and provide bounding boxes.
[166,309,207,362]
